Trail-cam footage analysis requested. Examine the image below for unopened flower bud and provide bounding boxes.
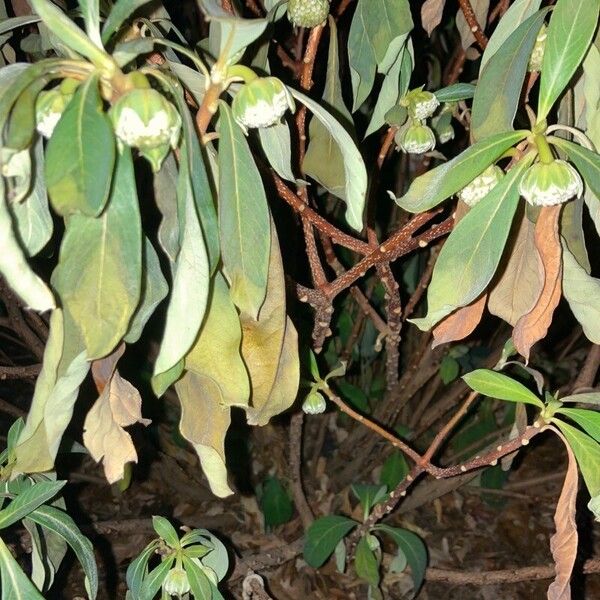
[111,87,181,171]
[287,0,330,28]
[35,88,73,139]
[458,164,504,207]
[302,390,327,415]
[402,89,440,121]
[437,124,455,144]
[163,566,190,597]
[396,122,436,154]
[232,77,294,131]
[519,159,583,206]
[528,24,547,72]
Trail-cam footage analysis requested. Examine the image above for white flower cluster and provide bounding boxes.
[458,164,505,207]
[519,159,583,206]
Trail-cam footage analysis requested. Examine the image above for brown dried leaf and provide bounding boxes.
[83,370,150,483]
[547,427,579,600]
[421,0,446,36]
[488,211,543,325]
[91,343,125,393]
[513,205,563,360]
[431,293,487,348]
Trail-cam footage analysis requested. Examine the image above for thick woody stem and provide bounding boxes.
[458,0,489,50]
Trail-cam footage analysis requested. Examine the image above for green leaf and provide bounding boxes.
[440,356,460,384]
[217,102,270,318]
[152,516,180,548]
[181,555,212,599]
[351,484,387,518]
[150,360,184,398]
[303,515,357,568]
[192,529,228,581]
[0,537,45,600]
[395,130,528,212]
[462,369,544,408]
[355,535,380,589]
[0,481,65,529]
[259,477,294,529]
[551,138,600,199]
[537,0,599,121]
[410,157,530,329]
[139,555,174,600]
[479,0,543,70]
[126,540,160,598]
[258,121,295,182]
[292,89,367,232]
[78,0,101,46]
[101,0,154,44]
[375,524,427,594]
[28,505,98,599]
[10,138,53,257]
[124,237,168,344]
[52,147,142,359]
[558,393,600,407]
[0,172,55,311]
[434,83,476,102]
[554,420,600,497]
[153,146,209,376]
[5,78,47,151]
[562,245,600,344]
[471,9,549,141]
[555,408,600,442]
[45,74,116,217]
[29,0,114,70]
[380,452,410,491]
[304,17,354,190]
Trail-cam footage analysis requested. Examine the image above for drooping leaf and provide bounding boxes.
[538,0,599,121]
[410,157,530,330]
[355,535,380,589]
[562,245,600,344]
[375,524,427,595]
[395,130,527,212]
[0,172,54,311]
[217,101,270,318]
[488,211,543,325]
[153,153,180,262]
[480,0,543,69]
[462,369,544,408]
[45,74,115,217]
[28,505,98,599]
[10,138,53,257]
[421,0,446,36]
[431,294,487,348]
[292,89,367,232]
[124,237,168,345]
[471,9,549,140]
[304,515,358,568]
[175,370,233,497]
[513,205,562,360]
[547,427,578,600]
[258,121,295,182]
[52,147,141,359]
[241,223,299,426]
[0,537,45,599]
[153,146,209,377]
[14,310,90,474]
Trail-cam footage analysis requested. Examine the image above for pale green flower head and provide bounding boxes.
[519,159,583,206]
[232,77,295,131]
[163,566,190,597]
[528,24,547,72]
[458,164,505,207]
[402,88,440,121]
[396,122,436,155]
[287,0,330,28]
[302,390,327,415]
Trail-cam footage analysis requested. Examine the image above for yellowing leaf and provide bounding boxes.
[185,272,250,408]
[175,371,233,497]
[241,224,299,426]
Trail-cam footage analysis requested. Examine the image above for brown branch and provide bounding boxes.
[426,559,600,585]
[289,413,314,529]
[0,364,42,379]
[458,0,488,50]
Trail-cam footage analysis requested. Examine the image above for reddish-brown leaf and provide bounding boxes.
[421,0,446,36]
[431,293,487,348]
[513,205,563,360]
[91,343,125,393]
[547,426,579,600]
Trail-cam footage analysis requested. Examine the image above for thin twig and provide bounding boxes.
[0,364,42,379]
[457,0,488,49]
[289,413,314,529]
